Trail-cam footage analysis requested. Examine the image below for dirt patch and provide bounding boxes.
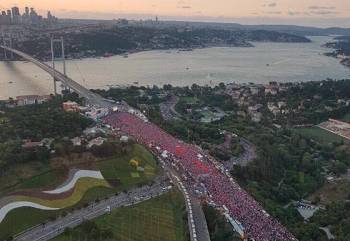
[106,179,121,187]
[10,187,75,201]
[50,152,99,169]
[309,179,350,205]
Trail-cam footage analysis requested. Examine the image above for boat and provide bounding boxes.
[8,81,13,84]
[103,53,113,58]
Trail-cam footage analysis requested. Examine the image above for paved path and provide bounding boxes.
[160,95,182,121]
[224,137,257,169]
[14,178,170,241]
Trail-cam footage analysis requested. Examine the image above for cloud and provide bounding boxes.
[310,10,338,15]
[288,11,301,16]
[264,11,282,15]
[308,6,336,10]
[176,0,192,9]
[263,2,277,8]
[177,5,192,9]
[288,11,310,16]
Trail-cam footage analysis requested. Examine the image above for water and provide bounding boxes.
[0,36,349,99]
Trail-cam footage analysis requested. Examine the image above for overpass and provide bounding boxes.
[0,45,109,107]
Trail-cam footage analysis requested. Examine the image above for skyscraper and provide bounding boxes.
[11,7,20,24]
[6,10,12,24]
[0,11,7,25]
[25,7,29,16]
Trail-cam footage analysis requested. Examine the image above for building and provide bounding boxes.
[11,7,20,24]
[0,11,8,24]
[267,102,280,116]
[6,10,12,24]
[71,137,82,146]
[16,95,51,106]
[248,104,263,122]
[62,101,80,112]
[22,140,43,149]
[85,107,110,121]
[25,7,29,16]
[87,137,106,149]
[0,6,58,26]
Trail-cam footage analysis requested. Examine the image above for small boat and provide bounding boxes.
[103,53,113,58]
[8,81,13,84]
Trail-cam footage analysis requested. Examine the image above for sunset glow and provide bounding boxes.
[0,0,349,26]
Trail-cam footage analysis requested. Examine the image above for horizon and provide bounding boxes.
[0,0,350,28]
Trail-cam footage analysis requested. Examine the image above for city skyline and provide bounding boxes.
[0,5,57,25]
[0,0,350,27]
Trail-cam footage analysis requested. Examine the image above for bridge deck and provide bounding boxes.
[0,45,109,107]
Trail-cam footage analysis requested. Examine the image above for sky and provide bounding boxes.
[0,0,350,27]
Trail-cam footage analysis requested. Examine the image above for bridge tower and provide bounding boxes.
[2,33,14,60]
[50,36,67,95]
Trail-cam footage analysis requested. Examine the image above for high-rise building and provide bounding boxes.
[22,7,30,24]
[0,6,57,26]
[29,8,38,24]
[25,7,29,16]
[0,11,6,25]
[6,10,12,24]
[11,7,21,24]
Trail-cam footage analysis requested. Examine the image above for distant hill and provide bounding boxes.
[134,20,350,37]
[61,19,350,37]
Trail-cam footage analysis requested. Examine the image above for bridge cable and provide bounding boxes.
[73,60,86,83]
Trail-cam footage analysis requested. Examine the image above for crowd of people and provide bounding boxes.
[103,112,297,241]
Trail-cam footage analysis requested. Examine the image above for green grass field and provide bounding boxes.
[53,189,188,241]
[181,97,199,105]
[18,168,67,190]
[293,126,349,145]
[0,207,57,240]
[98,144,160,191]
[0,144,160,241]
[341,113,350,122]
[0,162,57,196]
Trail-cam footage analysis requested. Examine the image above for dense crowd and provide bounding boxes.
[103,112,297,241]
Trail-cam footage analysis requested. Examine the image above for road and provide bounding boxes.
[224,137,257,169]
[160,95,182,121]
[0,46,213,241]
[14,176,170,241]
[163,163,211,241]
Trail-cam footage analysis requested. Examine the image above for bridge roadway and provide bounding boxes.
[0,45,109,107]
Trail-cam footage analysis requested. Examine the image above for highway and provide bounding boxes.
[165,166,211,241]
[14,176,170,241]
[0,45,214,241]
[0,45,109,107]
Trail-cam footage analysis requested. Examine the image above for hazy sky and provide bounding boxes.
[1,0,350,27]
